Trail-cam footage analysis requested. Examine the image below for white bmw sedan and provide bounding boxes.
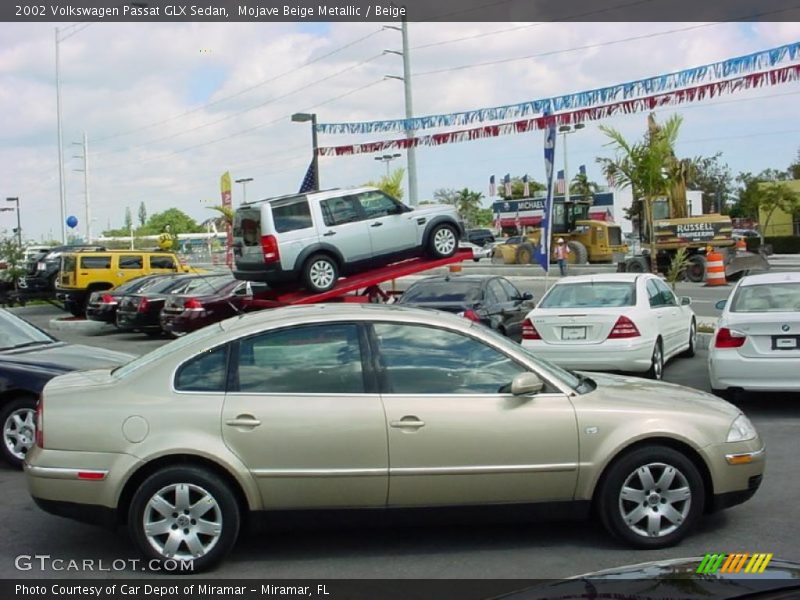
[709,271,800,398]
[522,274,696,379]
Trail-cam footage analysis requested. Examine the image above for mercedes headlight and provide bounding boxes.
[726,414,757,443]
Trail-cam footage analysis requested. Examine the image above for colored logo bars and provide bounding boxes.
[697,553,773,574]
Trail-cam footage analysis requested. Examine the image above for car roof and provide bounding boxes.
[739,271,800,286]
[413,274,497,283]
[242,186,379,207]
[550,273,649,284]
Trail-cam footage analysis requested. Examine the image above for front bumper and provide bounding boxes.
[522,338,654,373]
[702,437,766,511]
[709,349,800,391]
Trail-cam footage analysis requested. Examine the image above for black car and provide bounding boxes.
[396,275,534,341]
[0,309,133,468]
[115,274,233,335]
[86,274,173,324]
[466,228,496,247]
[17,245,105,300]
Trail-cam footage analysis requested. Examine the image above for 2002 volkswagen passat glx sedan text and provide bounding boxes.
[26,305,764,571]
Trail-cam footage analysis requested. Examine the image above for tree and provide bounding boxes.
[758,181,800,240]
[124,207,133,232]
[498,176,545,200]
[730,168,791,221]
[432,188,459,205]
[691,153,733,213]
[0,233,26,292]
[138,202,147,227]
[455,188,484,226]
[140,208,204,236]
[570,171,600,202]
[364,168,405,200]
[207,205,234,228]
[789,148,800,180]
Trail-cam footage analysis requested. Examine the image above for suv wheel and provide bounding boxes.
[129,466,240,572]
[427,223,458,259]
[303,254,339,293]
[0,396,36,469]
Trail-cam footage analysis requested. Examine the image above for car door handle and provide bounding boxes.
[390,417,425,429]
[323,231,336,237]
[225,416,261,428]
[371,222,383,228]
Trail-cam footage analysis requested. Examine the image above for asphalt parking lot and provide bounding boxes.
[2,291,798,579]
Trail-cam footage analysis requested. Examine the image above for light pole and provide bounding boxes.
[235,177,254,204]
[558,123,586,203]
[291,113,319,190]
[374,153,402,177]
[6,197,21,246]
[73,131,91,242]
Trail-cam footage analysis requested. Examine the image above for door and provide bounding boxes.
[117,254,146,286]
[370,322,579,507]
[647,279,683,356]
[221,323,388,509]
[491,278,528,341]
[318,196,373,264]
[353,191,418,257]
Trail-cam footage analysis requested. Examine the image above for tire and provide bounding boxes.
[426,223,459,259]
[711,388,737,402]
[685,255,706,283]
[567,240,588,265]
[491,249,506,265]
[145,330,163,338]
[680,319,696,358]
[626,257,648,273]
[515,243,535,265]
[0,396,37,469]
[302,254,339,293]
[128,466,241,572]
[645,339,664,380]
[597,445,704,549]
[67,301,84,318]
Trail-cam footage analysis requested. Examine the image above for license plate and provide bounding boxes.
[562,326,587,340]
[772,336,798,350]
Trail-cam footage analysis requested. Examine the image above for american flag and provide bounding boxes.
[522,174,530,197]
[489,174,496,197]
[298,160,318,193]
[503,173,512,197]
[606,171,616,189]
[555,170,565,195]
[579,164,586,176]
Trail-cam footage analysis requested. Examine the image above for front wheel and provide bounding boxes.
[0,396,36,469]
[128,466,241,572]
[302,254,339,293]
[597,445,704,548]
[426,224,458,259]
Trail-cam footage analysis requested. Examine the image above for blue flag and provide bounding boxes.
[534,110,557,272]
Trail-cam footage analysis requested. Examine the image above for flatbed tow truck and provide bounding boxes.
[242,249,473,310]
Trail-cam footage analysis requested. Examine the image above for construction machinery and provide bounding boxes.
[491,197,628,265]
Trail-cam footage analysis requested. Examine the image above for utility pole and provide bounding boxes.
[73,131,91,242]
[384,17,418,206]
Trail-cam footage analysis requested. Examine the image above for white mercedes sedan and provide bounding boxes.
[522,274,696,379]
[709,271,800,398]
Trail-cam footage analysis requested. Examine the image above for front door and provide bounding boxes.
[353,191,418,257]
[221,322,388,509]
[318,196,372,264]
[370,322,579,507]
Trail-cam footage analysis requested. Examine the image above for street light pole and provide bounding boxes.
[235,177,254,204]
[558,123,586,204]
[374,153,402,177]
[73,131,91,242]
[6,198,21,246]
[55,28,67,244]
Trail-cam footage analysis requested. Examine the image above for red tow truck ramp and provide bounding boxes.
[242,248,473,310]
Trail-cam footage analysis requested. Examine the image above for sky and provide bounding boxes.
[1,20,799,242]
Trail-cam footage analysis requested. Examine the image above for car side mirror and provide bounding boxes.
[715,299,727,310]
[511,372,544,396]
[521,292,534,302]
[680,296,692,306]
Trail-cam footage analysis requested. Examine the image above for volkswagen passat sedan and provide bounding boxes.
[522,274,696,379]
[709,271,800,398]
[26,305,763,571]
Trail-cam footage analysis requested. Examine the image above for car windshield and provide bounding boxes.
[0,309,56,351]
[730,282,800,312]
[178,276,235,296]
[401,282,481,303]
[539,282,636,309]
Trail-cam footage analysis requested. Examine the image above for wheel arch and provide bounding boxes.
[421,216,461,249]
[292,244,344,273]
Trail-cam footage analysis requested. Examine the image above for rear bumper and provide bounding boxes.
[709,350,800,391]
[55,288,88,304]
[86,305,116,323]
[33,497,117,528]
[233,261,296,284]
[116,310,160,331]
[160,312,210,335]
[521,338,654,372]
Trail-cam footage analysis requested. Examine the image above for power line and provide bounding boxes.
[90,28,384,145]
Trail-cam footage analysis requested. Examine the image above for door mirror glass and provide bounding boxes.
[511,372,544,396]
[715,299,727,310]
[680,296,692,306]
[521,292,534,301]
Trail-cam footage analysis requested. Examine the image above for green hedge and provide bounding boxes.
[746,236,800,254]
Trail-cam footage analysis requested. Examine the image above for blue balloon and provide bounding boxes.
[66,215,78,228]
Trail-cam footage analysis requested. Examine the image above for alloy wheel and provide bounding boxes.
[433,228,456,255]
[309,260,335,290]
[618,462,691,538]
[3,408,35,461]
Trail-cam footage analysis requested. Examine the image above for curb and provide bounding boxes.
[48,317,114,335]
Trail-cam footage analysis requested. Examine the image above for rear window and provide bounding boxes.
[401,282,481,304]
[119,255,143,269]
[80,255,111,269]
[234,209,261,247]
[539,282,636,308]
[730,282,800,312]
[271,198,313,233]
[149,255,176,269]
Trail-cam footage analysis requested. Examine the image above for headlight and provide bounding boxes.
[726,414,757,443]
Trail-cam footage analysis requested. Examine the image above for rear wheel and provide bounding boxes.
[427,224,458,259]
[685,255,706,283]
[566,240,588,265]
[645,339,664,380]
[515,243,535,265]
[491,249,506,264]
[625,257,648,273]
[302,254,339,293]
[597,445,704,548]
[681,320,696,358]
[0,396,36,469]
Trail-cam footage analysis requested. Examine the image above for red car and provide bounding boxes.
[160,277,268,336]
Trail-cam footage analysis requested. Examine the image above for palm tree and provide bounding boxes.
[207,205,234,228]
[455,188,484,226]
[571,172,599,202]
[365,168,405,200]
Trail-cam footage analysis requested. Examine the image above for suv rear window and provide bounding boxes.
[150,255,176,269]
[80,256,111,269]
[271,198,312,233]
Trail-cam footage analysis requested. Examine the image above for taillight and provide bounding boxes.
[715,327,746,348]
[101,293,116,305]
[260,234,280,264]
[183,298,204,311]
[608,315,641,339]
[137,297,150,313]
[35,396,43,449]
[460,309,481,322]
[522,319,541,340]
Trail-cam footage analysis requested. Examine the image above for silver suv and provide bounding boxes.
[232,187,462,292]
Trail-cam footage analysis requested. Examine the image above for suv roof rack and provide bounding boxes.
[240,187,344,207]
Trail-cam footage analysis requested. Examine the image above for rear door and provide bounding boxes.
[117,254,146,285]
[652,278,687,357]
[148,254,179,274]
[232,206,264,267]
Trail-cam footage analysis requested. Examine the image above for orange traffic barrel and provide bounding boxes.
[705,250,727,286]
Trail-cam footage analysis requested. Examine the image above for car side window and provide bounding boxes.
[119,255,143,269]
[372,323,527,395]
[498,278,520,300]
[487,279,508,303]
[271,198,313,232]
[654,280,677,306]
[356,191,402,219]
[150,255,176,269]
[80,256,111,269]
[320,196,363,227]
[235,323,365,394]
[175,345,229,392]
[646,279,664,308]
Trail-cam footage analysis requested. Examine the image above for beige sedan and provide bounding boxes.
[26,305,764,571]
